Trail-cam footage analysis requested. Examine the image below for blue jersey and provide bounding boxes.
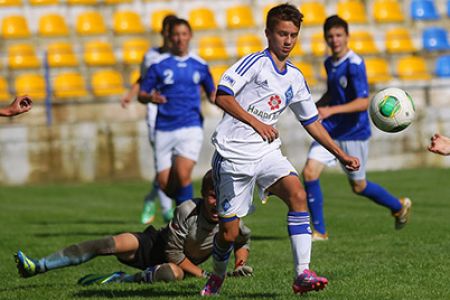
[141,52,215,131]
[322,50,371,141]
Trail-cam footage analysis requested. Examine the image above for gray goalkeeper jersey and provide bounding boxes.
[160,198,251,265]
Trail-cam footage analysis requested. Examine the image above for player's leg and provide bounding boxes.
[15,234,123,278]
[302,141,336,238]
[340,140,411,229]
[141,178,158,224]
[267,175,328,294]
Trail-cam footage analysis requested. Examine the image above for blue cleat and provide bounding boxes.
[78,271,126,286]
[14,250,39,278]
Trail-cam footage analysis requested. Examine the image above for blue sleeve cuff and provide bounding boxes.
[301,114,319,126]
[217,85,235,96]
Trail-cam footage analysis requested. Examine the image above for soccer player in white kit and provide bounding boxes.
[200,4,360,296]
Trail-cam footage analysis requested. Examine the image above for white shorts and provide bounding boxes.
[307,139,368,180]
[212,149,298,219]
[146,103,158,144]
[154,127,203,172]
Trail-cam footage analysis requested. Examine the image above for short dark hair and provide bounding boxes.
[201,169,214,196]
[266,3,303,31]
[168,18,192,36]
[323,15,349,35]
[161,14,178,35]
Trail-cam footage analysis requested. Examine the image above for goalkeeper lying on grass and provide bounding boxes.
[14,170,253,285]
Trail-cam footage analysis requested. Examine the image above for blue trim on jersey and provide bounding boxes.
[301,114,319,126]
[264,49,287,75]
[239,53,265,76]
[236,53,259,74]
[220,215,239,223]
[217,85,234,96]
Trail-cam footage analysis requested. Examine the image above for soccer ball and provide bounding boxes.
[369,87,415,133]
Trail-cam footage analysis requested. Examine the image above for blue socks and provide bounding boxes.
[304,179,326,234]
[174,183,193,205]
[360,181,402,212]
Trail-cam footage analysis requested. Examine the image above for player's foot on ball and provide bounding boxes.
[162,208,174,223]
[14,250,39,278]
[393,197,412,230]
[200,274,224,296]
[141,200,156,224]
[78,271,126,286]
[292,269,328,295]
[311,231,329,242]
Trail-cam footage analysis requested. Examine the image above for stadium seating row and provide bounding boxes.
[1,54,449,102]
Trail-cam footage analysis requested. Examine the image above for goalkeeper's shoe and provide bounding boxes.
[292,269,328,295]
[14,250,40,278]
[78,271,125,286]
[200,274,224,296]
[393,197,412,230]
[140,200,156,224]
[311,231,329,242]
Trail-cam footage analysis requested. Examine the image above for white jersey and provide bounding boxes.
[140,47,163,139]
[212,49,319,161]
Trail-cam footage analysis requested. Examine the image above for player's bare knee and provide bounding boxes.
[288,189,307,211]
[153,263,184,282]
[350,180,366,194]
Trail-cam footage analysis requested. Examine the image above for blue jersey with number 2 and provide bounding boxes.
[141,52,215,131]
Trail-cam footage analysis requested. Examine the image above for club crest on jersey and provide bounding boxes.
[223,74,235,86]
[268,95,281,111]
[222,199,231,212]
[339,76,348,88]
[193,71,200,84]
[284,86,294,105]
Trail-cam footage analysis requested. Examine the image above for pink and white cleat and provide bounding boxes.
[292,269,328,294]
[200,274,224,296]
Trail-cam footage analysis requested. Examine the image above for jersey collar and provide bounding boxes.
[264,49,288,75]
[330,50,354,67]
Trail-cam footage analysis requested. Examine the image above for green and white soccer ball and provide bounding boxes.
[369,87,415,133]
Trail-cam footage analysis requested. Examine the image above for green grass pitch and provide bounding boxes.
[1,168,449,299]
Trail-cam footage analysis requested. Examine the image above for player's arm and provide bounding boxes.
[177,257,206,278]
[315,90,332,107]
[0,95,32,117]
[304,119,359,171]
[227,222,253,277]
[318,97,368,120]
[216,91,278,143]
[121,80,140,108]
[138,66,166,104]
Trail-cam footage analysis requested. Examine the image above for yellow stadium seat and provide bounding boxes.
[0,0,21,6]
[292,61,316,86]
[46,42,78,68]
[373,0,405,23]
[150,10,176,33]
[396,56,431,80]
[53,72,88,98]
[67,0,96,4]
[8,44,41,69]
[236,34,263,57]
[210,64,228,86]
[38,14,69,37]
[122,38,150,65]
[76,11,106,36]
[0,76,10,102]
[198,36,229,61]
[14,74,46,100]
[262,3,277,21]
[84,40,116,66]
[226,5,255,29]
[385,28,415,54]
[29,0,58,5]
[337,0,367,23]
[290,42,305,57]
[1,16,31,39]
[189,8,218,30]
[364,57,391,84]
[113,11,145,35]
[311,32,327,57]
[105,0,132,4]
[91,70,125,97]
[300,1,326,26]
[349,31,379,55]
[129,68,140,85]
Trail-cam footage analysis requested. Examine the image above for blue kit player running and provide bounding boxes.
[302,15,412,241]
[139,18,215,206]
[122,15,178,224]
[200,4,360,296]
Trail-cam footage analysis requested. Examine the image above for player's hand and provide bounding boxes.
[252,120,279,143]
[340,155,360,171]
[9,95,32,116]
[150,91,167,104]
[318,106,334,120]
[428,133,450,156]
[227,265,253,277]
[120,94,132,108]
